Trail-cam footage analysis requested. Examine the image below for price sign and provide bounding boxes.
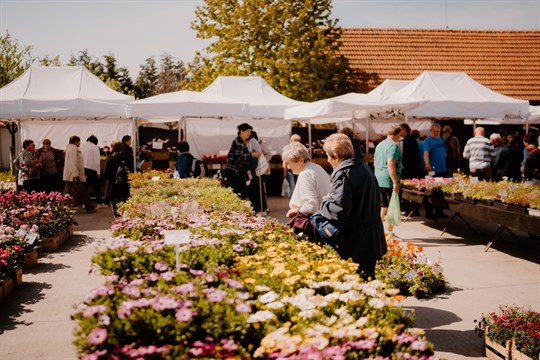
[470,177,479,184]
[26,231,39,245]
[163,230,191,271]
[152,141,163,150]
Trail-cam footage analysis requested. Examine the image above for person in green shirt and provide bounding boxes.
[374,124,402,235]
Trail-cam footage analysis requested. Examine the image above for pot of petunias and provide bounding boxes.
[475,305,540,359]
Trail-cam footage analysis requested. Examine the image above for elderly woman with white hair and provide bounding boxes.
[313,133,386,280]
[282,142,331,219]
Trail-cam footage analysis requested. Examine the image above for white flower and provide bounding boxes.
[259,291,279,304]
[265,301,285,310]
[255,285,271,292]
[298,309,321,319]
[246,310,276,323]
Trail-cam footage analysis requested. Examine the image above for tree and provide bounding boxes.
[134,57,158,99]
[156,53,185,94]
[38,55,62,66]
[185,0,359,101]
[0,30,34,87]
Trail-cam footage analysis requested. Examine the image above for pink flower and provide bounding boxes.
[87,328,108,345]
[175,308,196,322]
[154,261,168,272]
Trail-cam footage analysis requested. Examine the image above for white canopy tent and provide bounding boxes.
[127,90,250,121]
[202,76,305,118]
[284,92,427,154]
[390,71,530,119]
[0,66,135,150]
[368,79,411,97]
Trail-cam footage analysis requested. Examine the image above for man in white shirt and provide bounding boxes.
[80,135,105,208]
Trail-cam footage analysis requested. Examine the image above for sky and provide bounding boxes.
[1,0,539,78]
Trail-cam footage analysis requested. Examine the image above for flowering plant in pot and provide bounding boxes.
[475,305,540,359]
[376,238,446,299]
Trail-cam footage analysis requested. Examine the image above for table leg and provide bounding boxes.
[485,225,505,252]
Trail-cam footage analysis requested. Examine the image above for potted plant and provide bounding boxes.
[475,305,540,360]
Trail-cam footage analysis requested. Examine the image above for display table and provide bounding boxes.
[444,199,540,251]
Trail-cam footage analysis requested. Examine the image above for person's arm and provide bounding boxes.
[462,141,471,160]
[423,151,431,171]
[318,171,352,226]
[387,158,399,193]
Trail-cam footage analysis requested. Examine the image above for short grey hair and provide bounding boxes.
[282,142,309,163]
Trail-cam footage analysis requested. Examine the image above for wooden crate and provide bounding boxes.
[511,342,537,360]
[1,277,13,300]
[23,250,38,268]
[484,336,511,360]
[12,267,23,288]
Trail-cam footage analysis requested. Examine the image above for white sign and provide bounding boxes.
[470,177,479,184]
[152,141,163,150]
[163,230,191,246]
[151,176,160,182]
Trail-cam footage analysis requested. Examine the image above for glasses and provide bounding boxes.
[43,142,51,145]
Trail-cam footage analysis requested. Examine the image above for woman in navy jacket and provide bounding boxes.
[316,133,387,280]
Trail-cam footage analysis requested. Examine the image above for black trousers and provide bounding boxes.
[85,168,103,204]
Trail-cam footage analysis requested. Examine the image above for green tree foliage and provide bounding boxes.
[185,0,358,101]
[156,53,186,94]
[38,55,62,66]
[68,50,134,95]
[134,57,158,99]
[0,30,34,87]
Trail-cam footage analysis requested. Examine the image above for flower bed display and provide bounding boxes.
[376,238,446,299]
[476,305,540,359]
[0,191,76,239]
[72,172,441,359]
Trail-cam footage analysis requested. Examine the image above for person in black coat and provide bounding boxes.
[497,135,523,182]
[314,133,387,280]
[121,135,135,173]
[399,123,422,180]
[104,141,130,216]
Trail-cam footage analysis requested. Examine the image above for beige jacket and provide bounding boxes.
[63,144,86,182]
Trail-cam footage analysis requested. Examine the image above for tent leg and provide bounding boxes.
[133,117,138,173]
[308,120,312,159]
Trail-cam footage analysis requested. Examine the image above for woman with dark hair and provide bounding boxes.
[225,123,253,199]
[121,135,134,173]
[312,133,386,280]
[15,139,41,193]
[63,135,95,212]
[104,141,130,217]
[36,138,64,192]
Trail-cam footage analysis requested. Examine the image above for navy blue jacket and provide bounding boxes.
[318,158,387,264]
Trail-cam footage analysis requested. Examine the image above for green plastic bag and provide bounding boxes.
[386,191,401,227]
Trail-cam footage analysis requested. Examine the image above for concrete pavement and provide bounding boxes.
[1,196,539,359]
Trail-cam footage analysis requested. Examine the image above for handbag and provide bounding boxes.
[310,212,342,244]
[286,212,312,237]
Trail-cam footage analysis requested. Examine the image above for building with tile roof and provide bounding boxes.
[339,28,540,104]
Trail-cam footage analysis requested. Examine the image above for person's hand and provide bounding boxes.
[424,163,432,171]
[73,176,79,182]
[286,209,299,218]
[393,183,400,193]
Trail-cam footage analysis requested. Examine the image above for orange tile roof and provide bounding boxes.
[339,28,540,102]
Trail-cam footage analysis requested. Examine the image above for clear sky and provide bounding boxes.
[1,0,539,78]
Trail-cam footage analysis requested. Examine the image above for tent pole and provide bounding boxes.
[308,120,312,159]
[133,117,138,173]
[365,116,370,160]
[525,122,529,134]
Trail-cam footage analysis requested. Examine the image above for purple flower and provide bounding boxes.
[410,340,427,351]
[82,305,107,318]
[204,289,228,303]
[154,261,169,272]
[235,303,252,313]
[87,328,108,345]
[152,296,179,311]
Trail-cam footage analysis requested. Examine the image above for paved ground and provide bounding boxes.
[1,196,539,359]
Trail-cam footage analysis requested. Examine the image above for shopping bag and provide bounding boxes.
[386,191,402,227]
[281,177,290,197]
[255,155,269,177]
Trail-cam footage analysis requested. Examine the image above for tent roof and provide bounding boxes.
[128,90,250,121]
[202,76,305,118]
[0,66,134,119]
[390,71,529,119]
[368,79,411,97]
[284,92,426,124]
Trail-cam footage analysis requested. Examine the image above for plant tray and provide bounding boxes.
[492,201,509,211]
[484,336,511,360]
[454,194,475,204]
[42,227,70,252]
[476,199,493,206]
[508,204,528,214]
